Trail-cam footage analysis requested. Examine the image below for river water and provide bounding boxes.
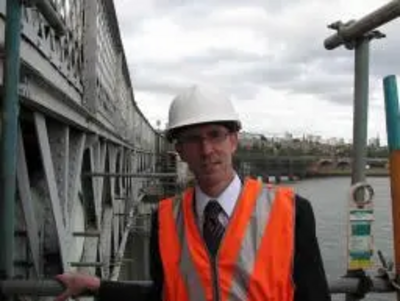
[291,177,394,301]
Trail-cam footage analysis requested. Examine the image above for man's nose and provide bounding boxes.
[199,137,214,154]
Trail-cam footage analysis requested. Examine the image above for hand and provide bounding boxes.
[55,272,100,301]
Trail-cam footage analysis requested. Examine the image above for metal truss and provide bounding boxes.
[0,0,186,289]
[13,108,174,281]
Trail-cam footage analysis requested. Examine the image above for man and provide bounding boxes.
[56,85,331,301]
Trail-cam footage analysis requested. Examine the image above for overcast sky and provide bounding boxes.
[113,0,400,144]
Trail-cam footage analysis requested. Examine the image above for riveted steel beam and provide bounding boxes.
[34,113,68,270]
[16,129,40,276]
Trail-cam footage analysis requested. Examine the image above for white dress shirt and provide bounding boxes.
[195,173,242,231]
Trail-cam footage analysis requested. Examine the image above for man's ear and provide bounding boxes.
[175,143,186,162]
[230,132,239,153]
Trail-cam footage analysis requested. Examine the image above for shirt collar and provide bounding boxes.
[195,173,242,220]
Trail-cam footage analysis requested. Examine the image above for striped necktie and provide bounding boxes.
[203,200,226,256]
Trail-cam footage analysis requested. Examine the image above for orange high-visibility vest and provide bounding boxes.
[158,178,295,301]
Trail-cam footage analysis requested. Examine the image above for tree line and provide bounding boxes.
[237,139,389,158]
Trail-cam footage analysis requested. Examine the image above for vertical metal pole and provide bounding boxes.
[0,0,22,284]
[383,75,400,301]
[346,38,370,301]
[351,38,370,186]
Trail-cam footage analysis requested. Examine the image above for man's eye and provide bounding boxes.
[209,131,222,139]
[183,135,200,143]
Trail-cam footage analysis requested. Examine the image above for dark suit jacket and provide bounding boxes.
[99,195,332,301]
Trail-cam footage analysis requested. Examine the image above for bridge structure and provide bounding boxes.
[234,152,389,180]
[0,0,190,286]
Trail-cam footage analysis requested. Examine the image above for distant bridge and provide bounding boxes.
[233,153,388,179]
[315,157,388,169]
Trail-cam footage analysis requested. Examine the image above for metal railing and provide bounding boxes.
[0,278,396,298]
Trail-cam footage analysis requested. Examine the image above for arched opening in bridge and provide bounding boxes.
[337,161,350,170]
[318,159,334,171]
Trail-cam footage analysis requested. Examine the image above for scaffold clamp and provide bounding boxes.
[377,250,400,291]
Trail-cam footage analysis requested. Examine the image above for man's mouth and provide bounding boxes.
[202,161,220,169]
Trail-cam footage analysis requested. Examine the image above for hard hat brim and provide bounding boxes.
[166,120,241,142]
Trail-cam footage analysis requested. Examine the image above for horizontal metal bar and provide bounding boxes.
[110,258,135,263]
[69,262,104,267]
[83,172,178,178]
[0,278,395,296]
[0,280,152,296]
[1,280,68,297]
[324,0,400,50]
[329,277,394,293]
[145,183,181,187]
[14,230,27,236]
[13,260,34,267]
[32,0,66,36]
[108,259,136,266]
[72,231,101,237]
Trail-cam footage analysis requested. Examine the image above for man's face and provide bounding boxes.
[175,124,238,186]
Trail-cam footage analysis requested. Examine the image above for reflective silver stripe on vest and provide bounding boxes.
[172,194,208,301]
[226,185,275,301]
[173,195,185,243]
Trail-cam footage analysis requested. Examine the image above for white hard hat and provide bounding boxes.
[166,85,241,141]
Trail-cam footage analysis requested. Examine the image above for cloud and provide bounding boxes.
[114,0,400,143]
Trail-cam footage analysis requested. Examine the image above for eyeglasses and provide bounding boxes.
[177,129,231,145]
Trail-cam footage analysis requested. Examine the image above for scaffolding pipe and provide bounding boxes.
[0,278,394,297]
[344,34,372,301]
[32,0,66,36]
[0,0,22,282]
[350,39,370,187]
[84,172,178,178]
[330,278,393,293]
[0,280,153,297]
[110,207,136,280]
[324,0,400,50]
[110,193,146,280]
[69,262,104,268]
[72,231,101,237]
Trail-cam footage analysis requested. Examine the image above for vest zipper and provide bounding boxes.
[198,223,221,301]
[196,203,223,301]
[211,256,221,301]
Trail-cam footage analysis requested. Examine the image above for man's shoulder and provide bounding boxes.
[273,184,313,213]
[293,193,316,223]
[151,193,180,219]
[294,193,312,209]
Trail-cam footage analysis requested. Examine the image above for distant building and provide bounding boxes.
[369,135,380,147]
[239,132,265,148]
[325,137,341,146]
[305,134,322,143]
[284,132,293,140]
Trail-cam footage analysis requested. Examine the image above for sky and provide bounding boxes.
[113,0,400,144]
